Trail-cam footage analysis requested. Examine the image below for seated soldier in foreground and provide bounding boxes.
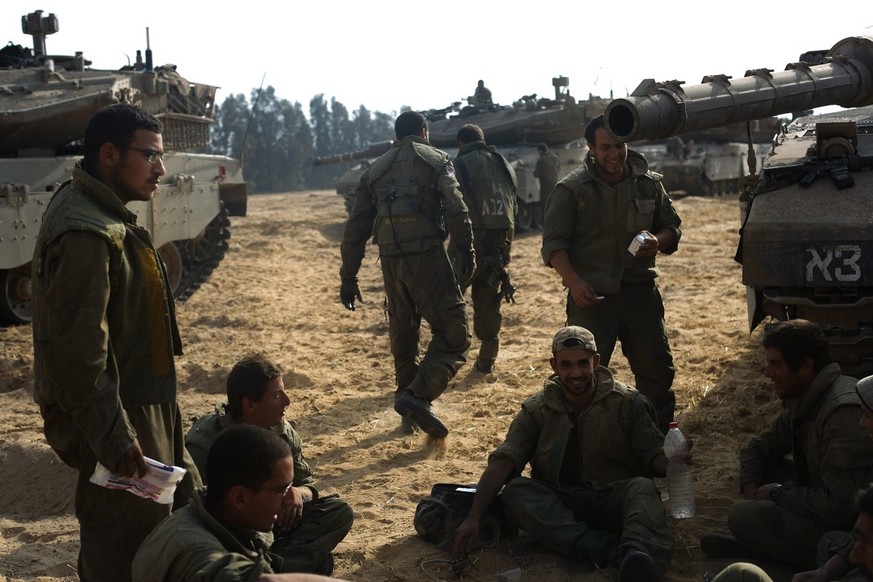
[709,481,873,582]
[453,326,683,582]
[133,424,349,582]
[700,320,873,571]
[186,354,353,575]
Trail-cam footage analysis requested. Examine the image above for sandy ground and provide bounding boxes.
[0,190,801,582]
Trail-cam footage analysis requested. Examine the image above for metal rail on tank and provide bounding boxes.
[604,35,873,143]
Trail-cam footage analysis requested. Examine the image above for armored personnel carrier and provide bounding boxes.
[314,76,602,231]
[604,33,873,376]
[0,10,247,324]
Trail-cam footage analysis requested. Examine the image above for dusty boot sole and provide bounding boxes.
[394,392,449,439]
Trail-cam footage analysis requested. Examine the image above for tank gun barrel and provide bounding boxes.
[313,141,393,166]
[605,35,873,142]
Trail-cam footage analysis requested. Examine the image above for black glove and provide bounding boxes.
[340,277,363,311]
[498,268,517,304]
[454,247,476,289]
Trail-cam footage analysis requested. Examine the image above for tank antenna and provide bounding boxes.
[145,27,153,71]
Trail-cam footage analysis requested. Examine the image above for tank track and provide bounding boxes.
[174,204,231,302]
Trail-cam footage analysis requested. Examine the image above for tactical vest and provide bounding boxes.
[368,140,447,246]
[455,143,517,230]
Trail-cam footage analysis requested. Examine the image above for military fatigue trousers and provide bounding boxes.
[469,247,504,362]
[75,404,199,582]
[566,280,675,431]
[500,475,673,577]
[272,495,355,574]
[381,246,470,402]
[728,500,834,569]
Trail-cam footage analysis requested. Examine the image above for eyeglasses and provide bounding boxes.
[124,145,165,165]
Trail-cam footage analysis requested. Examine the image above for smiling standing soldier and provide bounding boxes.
[31,102,201,581]
[541,115,682,432]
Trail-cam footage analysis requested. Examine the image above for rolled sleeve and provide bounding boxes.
[540,184,576,267]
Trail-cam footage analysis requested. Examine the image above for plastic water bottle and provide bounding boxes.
[664,421,695,518]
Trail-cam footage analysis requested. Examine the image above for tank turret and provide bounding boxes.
[0,11,248,324]
[604,35,873,143]
[424,76,610,149]
[603,34,873,376]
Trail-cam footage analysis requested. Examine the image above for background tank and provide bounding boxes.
[314,76,602,231]
[604,33,873,376]
[0,10,248,324]
[634,118,782,197]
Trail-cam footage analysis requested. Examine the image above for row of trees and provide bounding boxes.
[209,87,396,194]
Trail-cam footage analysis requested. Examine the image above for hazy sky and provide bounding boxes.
[3,3,870,116]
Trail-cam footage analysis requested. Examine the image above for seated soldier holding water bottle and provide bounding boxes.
[453,326,693,582]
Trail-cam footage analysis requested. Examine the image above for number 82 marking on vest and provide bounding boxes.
[805,245,862,282]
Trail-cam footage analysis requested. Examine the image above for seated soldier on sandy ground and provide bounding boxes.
[186,354,353,575]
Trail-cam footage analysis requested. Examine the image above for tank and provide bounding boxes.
[425,76,610,148]
[604,33,873,376]
[314,76,603,231]
[634,119,782,197]
[0,10,248,324]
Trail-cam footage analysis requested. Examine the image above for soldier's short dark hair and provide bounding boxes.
[456,124,484,144]
[206,424,291,502]
[762,319,832,373]
[226,354,284,419]
[395,111,428,139]
[83,103,163,173]
[584,115,605,145]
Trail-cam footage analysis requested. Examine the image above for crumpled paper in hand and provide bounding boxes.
[89,456,187,505]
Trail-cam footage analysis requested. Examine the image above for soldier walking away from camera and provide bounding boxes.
[454,326,681,582]
[453,124,518,374]
[534,142,561,211]
[185,354,353,575]
[31,103,201,582]
[338,110,475,439]
[134,425,350,582]
[700,320,873,571]
[541,115,682,432]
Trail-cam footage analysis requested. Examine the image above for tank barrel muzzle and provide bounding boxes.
[605,34,873,142]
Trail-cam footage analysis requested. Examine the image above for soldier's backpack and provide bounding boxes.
[413,483,516,550]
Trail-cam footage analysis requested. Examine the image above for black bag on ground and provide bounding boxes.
[413,483,516,549]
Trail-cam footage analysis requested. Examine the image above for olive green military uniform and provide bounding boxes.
[541,150,682,430]
[534,148,561,207]
[488,368,673,576]
[728,364,873,569]
[186,404,353,574]
[132,488,276,581]
[454,140,517,364]
[31,165,201,582]
[340,135,473,402]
